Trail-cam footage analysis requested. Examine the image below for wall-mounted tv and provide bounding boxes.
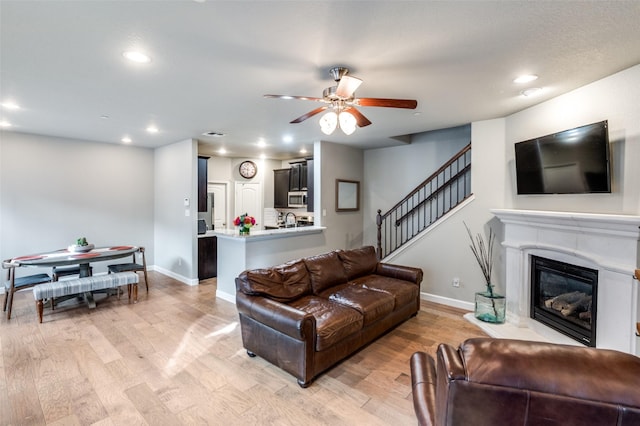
[514,120,611,195]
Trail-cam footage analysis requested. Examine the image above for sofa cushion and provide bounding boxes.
[355,275,419,309]
[242,260,311,302]
[337,246,379,280]
[303,251,348,295]
[289,296,363,351]
[323,283,395,326]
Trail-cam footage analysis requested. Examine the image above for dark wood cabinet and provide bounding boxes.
[306,158,314,212]
[289,161,308,191]
[289,163,301,191]
[274,168,290,208]
[197,156,209,212]
[198,236,217,279]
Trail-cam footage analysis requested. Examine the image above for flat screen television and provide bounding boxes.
[514,120,611,195]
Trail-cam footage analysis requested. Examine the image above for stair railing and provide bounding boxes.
[376,143,472,259]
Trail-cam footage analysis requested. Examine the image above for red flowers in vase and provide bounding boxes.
[234,213,256,235]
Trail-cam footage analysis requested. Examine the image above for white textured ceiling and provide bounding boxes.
[1,1,639,159]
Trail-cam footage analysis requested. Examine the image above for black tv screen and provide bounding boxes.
[514,120,611,195]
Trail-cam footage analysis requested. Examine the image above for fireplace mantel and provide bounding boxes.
[490,209,640,355]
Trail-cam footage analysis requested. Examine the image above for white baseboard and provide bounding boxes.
[420,292,474,312]
[151,265,199,286]
[216,290,236,304]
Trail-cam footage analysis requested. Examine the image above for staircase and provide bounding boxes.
[376,143,472,259]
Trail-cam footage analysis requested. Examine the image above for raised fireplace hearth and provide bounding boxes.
[531,255,597,346]
[491,209,640,356]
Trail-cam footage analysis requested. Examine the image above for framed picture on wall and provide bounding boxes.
[336,179,360,212]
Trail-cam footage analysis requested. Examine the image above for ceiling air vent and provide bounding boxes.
[202,131,225,137]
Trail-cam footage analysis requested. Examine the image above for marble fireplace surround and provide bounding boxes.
[477,209,640,356]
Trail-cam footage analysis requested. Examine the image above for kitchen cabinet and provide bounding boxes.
[274,168,290,208]
[306,158,314,212]
[197,156,209,212]
[288,161,307,191]
[198,236,217,279]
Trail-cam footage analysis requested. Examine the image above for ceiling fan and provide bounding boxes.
[264,67,418,135]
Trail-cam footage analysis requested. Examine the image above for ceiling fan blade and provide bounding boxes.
[290,106,328,123]
[335,75,363,98]
[345,107,372,127]
[264,94,325,102]
[355,98,418,109]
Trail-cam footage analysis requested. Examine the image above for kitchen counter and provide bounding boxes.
[211,226,327,302]
[205,225,324,240]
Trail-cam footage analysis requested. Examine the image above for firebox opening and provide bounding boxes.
[530,255,598,347]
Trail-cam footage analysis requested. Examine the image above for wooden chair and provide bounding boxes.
[636,269,639,337]
[107,247,148,292]
[2,260,51,320]
[52,265,92,281]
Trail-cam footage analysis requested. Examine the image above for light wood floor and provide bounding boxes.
[1,271,486,425]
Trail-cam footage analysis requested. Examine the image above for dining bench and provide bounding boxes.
[33,272,139,323]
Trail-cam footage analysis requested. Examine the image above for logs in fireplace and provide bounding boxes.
[530,255,598,346]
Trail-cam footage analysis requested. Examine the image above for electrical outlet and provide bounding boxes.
[452,277,460,287]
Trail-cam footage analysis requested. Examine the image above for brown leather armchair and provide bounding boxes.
[410,338,640,426]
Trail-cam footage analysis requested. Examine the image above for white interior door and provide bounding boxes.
[208,183,227,230]
[235,182,262,229]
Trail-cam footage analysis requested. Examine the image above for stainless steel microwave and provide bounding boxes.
[288,191,307,208]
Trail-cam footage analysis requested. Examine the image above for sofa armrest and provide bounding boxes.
[410,352,437,426]
[236,292,315,341]
[437,343,466,381]
[376,263,423,285]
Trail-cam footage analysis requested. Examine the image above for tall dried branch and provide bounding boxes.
[464,222,495,289]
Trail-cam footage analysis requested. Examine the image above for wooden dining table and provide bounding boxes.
[9,245,140,308]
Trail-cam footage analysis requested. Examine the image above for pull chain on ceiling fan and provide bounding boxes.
[264,67,418,135]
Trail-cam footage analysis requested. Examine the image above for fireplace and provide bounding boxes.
[530,255,597,346]
[489,209,640,356]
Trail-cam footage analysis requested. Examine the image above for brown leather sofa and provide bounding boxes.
[410,338,640,426]
[235,246,423,387]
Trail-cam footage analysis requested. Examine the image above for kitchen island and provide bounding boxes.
[208,226,326,302]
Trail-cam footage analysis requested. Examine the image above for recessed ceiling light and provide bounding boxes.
[1,102,20,110]
[259,153,267,160]
[521,87,543,97]
[0,120,12,128]
[218,148,227,155]
[283,135,293,143]
[100,115,110,120]
[514,74,539,84]
[122,50,152,64]
[146,125,159,133]
[257,139,267,147]
[121,136,132,143]
[300,148,307,154]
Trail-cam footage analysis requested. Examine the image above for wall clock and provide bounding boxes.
[239,160,257,179]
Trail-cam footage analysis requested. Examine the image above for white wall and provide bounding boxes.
[317,141,365,250]
[0,132,154,277]
[368,120,506,308]
[505,64,640,214]
[363,125,471,247]
[203,155,281,228]
[363,64,640,308]
[154,139,198,283]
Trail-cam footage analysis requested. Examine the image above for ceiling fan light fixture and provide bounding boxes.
[319,111,337,135]
[338,111,357,135]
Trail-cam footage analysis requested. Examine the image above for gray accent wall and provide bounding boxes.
[153,139,198,283]
[363,64,640,308]
[0,132,154,277]
[317,141,365,250]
